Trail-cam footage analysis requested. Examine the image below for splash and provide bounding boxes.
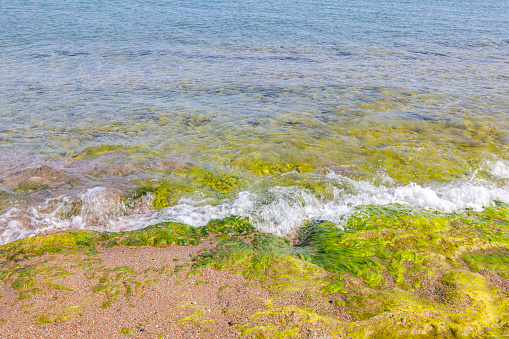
[154,176,509,236]
[2,168,509,245]
[486,159,509,180]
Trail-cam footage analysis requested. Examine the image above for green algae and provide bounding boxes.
[12,276,36,290]
[0,216,256,260]
[240,324,300,339]
[292,203,509,296]
[123,281,134,298]
[198,170,244,194]
[93,283,120,308]
[177,310,215,329]
[104,216,252,247]
[144,103,506,184]
[231,152,301,176]
[0,230,98,257]
[464,252,509,277]
[188,204,509,337]
[2,260,76,300]
[291,204,509,338]
[29,82,509,188]
[132,165,247,209]
[2,205,509,337]
[202,216,255,236]
[119,327,134,334]
[219,285,231,291]
[46,282,73,291]
[240,299,340,339]
[192,233,293,279]
[73,145,132,159]
[14,183,50,193]
[18,287,41,301]
[33,305,83,324]
[149,183,193,209]
[0,222,224,309]
[111,222,204,247]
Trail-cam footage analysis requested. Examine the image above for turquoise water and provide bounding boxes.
[1,0,509,243]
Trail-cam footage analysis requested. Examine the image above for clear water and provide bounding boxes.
[1,0,509,243]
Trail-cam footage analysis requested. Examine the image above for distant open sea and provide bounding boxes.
[1,0,508,244]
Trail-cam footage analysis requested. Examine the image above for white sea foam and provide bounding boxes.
[486,160,509,179]
[137,175,509,235]
[1,176,509,244]
[0,187,155,245]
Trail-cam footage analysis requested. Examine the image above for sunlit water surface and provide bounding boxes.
[1,0,508,243]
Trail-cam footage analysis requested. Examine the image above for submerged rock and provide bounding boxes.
[0,165,73,191]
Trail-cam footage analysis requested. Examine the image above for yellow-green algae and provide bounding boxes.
[0,230,98,257]
[37,84,509,191]
[33,305,84,324]
[76,97,508,184]
[464,253,509,277]
[177,309,215,329]
[131,165,248,209]
[72,145,134,159]
[2,205,509,337]
[190,204,509,338]
[0,191,7,213]
[119,327,134,334]
[0,216,255,315]
[14,183,50,193]
[0,216,253,258]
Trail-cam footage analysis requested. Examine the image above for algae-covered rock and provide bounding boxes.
[0,230,98,257]
[0,165,73,191]
[231,152,299,176]
[72,145,129,159]
[132,165,246,209]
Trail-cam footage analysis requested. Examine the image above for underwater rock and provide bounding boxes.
[0,165,73,191]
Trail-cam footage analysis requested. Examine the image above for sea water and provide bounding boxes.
[1,0,508,244]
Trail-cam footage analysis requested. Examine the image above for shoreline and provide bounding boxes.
[1,206,509,338]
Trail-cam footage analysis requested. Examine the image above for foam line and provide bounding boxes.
[2,176,509,244]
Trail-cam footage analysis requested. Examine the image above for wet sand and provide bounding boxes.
[0,239,333,339]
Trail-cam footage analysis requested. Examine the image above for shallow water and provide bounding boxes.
[1,0,509,244]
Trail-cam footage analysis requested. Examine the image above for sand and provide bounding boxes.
[0,240,272,338]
